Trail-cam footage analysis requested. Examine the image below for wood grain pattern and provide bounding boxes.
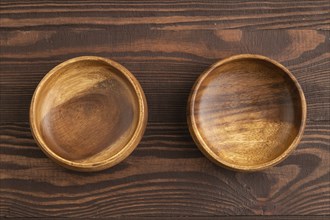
[0,0,329,218]
[0,122,329,217]
[0,0,329,30]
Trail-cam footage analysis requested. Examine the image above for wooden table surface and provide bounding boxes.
[0,0,329,219]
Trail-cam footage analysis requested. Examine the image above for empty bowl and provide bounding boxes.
[30,56,148,171]
[187,54,306,171]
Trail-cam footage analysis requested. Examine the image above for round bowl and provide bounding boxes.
[30,56,148,171]
[187,54,306,172]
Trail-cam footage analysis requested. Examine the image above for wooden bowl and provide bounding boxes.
[188,54,306,172]
[30,56,148,171]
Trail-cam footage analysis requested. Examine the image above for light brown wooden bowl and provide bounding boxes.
[30,56,148,171]
[188,54,306,172]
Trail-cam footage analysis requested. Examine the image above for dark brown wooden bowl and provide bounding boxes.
[188,54,306,172]
[30,56,148,171]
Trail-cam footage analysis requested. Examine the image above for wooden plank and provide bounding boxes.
[3,217,329,220]
[1,30,329,123]
[0,0,329,30]
[0,122,329,217]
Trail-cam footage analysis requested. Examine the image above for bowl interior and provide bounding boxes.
[32,59,140,164]
[191,57,304,169]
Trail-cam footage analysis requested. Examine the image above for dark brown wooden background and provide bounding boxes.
[0,0,329,218]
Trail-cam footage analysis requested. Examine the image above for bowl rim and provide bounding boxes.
[30,56,148,172]
[187,54,307,172]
